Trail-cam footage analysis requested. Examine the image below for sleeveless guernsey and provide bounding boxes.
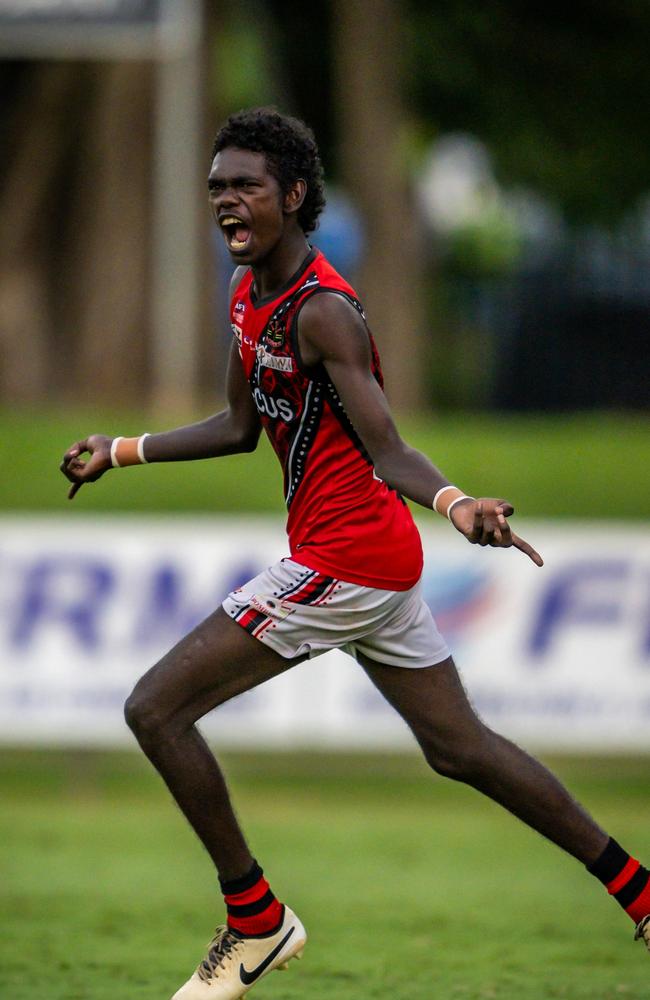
[230,248,423,591]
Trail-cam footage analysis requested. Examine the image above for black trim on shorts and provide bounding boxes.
[293,574,336,604]
[274,568,318,600]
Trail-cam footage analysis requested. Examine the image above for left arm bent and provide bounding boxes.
[297,293,542,566]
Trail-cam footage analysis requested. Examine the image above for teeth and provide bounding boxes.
[231,239,248,249]
[221,216,242,226]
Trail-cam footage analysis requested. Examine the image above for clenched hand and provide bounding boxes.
[60,434,113,499]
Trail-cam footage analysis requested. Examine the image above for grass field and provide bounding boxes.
[2,749,650,999]
[3,408,649,519]
[4,409,649,997]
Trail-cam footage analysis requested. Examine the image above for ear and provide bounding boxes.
[283,178,307,217]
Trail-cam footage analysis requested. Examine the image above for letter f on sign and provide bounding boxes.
[528,561,628,659]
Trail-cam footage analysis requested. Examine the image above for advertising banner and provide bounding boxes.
[0,0,171,59]
[0,0,160,26]
[0,516,648,750]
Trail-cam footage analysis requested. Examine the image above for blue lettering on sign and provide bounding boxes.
[528,560,629,658]
[11,557,115,650]
[134,564,220,646]
[6,554,262,653]
[133,562,258,647]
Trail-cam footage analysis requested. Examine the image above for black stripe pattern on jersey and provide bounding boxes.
[287,286,375,467]
[324,377,373,466]
[252,271,321,388]
[285,379,324,508]
[324,365,408,507]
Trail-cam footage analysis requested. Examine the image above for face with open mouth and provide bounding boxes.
[208,147,285,263]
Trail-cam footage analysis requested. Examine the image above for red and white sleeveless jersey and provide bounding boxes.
[230,248,423,590]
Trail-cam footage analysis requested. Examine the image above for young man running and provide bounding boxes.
[61,108,650,999]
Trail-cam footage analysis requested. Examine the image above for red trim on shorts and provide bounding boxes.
[313,578,339,605]
[236,607,258,628]
[252,617,274,638]
[284,572,335,605]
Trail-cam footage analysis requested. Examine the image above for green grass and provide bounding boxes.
[4,407,649,518]
[2,749,650,998]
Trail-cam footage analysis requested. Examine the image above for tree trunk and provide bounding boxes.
[0,60,154,408]
[333,0,426,412]
[0,62,77,403]
[66,61,153,406]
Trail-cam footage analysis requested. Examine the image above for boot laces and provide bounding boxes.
[197,925,243,982]
[634,914,650,947]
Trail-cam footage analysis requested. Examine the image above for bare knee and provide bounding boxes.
[417,721,492,782]
[124,678,176,749]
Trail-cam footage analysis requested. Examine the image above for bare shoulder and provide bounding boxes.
[298,290,370,365]
[228,265,249,300]
[299,289,365,329]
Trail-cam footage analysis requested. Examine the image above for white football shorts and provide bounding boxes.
[222,557,449,669]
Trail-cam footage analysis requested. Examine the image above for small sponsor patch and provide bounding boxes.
[256,347,294,372]
[249,595,295,619]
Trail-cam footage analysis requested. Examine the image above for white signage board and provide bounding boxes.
[0,0,196,59]
[0,516,648,751]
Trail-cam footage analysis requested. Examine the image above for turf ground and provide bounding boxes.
[4,408,649,519]
[2,749,650,999]
[4,409,649,996]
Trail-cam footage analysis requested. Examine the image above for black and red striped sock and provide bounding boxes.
[220,861,283,936]
[588,838,650,924]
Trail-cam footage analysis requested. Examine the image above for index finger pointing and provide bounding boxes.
[512,532,544,567]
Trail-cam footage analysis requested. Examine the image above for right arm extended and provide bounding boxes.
[60,338,261,499]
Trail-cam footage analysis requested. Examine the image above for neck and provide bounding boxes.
[252,228,311,299]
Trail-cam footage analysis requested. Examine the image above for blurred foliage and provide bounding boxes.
[406,0,650,224]
[239,0,650,225]
[447,208,522,276]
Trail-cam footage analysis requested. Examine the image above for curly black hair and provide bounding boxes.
[211,108,325,235]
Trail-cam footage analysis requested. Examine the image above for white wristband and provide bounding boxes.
[110,436,124,468]
[447,495,475,521]
[137,433,150,464]
[432,485,458,514]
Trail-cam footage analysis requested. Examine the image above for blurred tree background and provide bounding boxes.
[1,0,649,413]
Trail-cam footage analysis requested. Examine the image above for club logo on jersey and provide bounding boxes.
[265,318,285,346]
[256,345,294,372]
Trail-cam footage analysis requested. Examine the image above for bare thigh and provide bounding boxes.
[126,606,306,734]
[359,653,484,749]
